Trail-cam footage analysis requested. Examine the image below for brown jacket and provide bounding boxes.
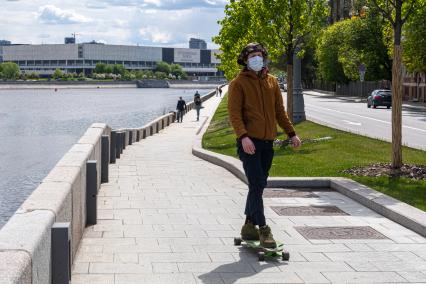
[228,70,295,140]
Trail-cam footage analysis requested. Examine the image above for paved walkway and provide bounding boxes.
[72,90,426,284]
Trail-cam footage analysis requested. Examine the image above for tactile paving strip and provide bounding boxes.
[295,226,388,239]
[271,206,348,216]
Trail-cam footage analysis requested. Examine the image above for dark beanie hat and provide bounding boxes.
[237,42,268,66]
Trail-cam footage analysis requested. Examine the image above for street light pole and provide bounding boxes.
[292,46,306,123]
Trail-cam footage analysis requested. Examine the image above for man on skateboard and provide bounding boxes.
[228,43,301,248]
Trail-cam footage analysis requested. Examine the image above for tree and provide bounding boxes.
[0,62,20,80]
[257,0,328,121]
[52,68,63,80]
[214,0,328,121]
[112,64,126,76]
[94,62,107,74]
[170,64,186,79]
[213,0,259,80]
[155,61,171,74]
[316,14,391,83]
[368,0,421,169]
[316,22,348,83]
[403,0,426,73]
[104,64,113,74]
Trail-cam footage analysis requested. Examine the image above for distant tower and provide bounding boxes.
[189,38,207,49]
[0,40,11,46]
[65,37,76,44]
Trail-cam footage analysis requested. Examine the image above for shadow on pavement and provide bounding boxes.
[197,248,288,284]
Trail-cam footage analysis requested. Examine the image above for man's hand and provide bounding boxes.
[291,135,302,148]
[241,137,256,155]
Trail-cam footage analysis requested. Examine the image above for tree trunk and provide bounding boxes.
[391,44,403,169]
[287,64,294,123]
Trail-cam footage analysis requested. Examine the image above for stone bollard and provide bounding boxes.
[51,222,71,284]
[110,131,117,164]
[86,160,97,226]
[136,130,140,142]
[101,135,109,183]
[122,132,127,150]
[129,131,133,145]
[116,132,122,159]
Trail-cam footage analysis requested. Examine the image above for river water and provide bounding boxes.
[0,87,208,228]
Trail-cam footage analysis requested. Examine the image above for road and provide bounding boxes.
[286,90,426,150]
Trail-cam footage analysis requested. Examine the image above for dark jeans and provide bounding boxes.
[237,138,274,226]
[195,107,201,121]
[177,110,184,122]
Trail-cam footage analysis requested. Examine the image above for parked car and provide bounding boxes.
[367,89,392,109]
[279,82,287,91]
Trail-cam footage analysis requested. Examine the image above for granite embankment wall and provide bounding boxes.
[0,89,216,284]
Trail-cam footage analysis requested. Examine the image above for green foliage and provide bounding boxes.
[154,71,167,79]
[316,23,348,83]
[155,61,171,74]
[170,63,186,78]
[121,70,137,81]
[0,62,20,79]
[403,0,426,72]
[316,14,391,83]
[26,72,40,80]
[94,62,107,74]
[52,68,63,80]
[213,0,259,79]
[367,0,420,45]
[213,0,328,80]
[259,0,328,62]
[104,64,113,74]
[112,64,126,76]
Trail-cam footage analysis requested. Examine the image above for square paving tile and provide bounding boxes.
[271,206,348,216]
[295,226,388,240]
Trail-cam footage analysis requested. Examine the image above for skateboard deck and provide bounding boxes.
[234,237,290,261]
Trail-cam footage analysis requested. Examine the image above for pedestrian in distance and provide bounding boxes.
[176,96,187,123]
[216,86,219,97]
[194,91,202,121]
[228,42,301,248]
[219,86,222,97]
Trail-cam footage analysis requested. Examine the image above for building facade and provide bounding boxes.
[0,43,223,78]
[403,69,426,103]
[329,0,354,23]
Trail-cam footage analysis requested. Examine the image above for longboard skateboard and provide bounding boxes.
[234,237,290,261]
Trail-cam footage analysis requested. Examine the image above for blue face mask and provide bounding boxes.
[247,56,264,72]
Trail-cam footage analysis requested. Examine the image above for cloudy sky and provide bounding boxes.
[0,0,227,48]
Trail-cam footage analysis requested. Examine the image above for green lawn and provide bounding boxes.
[202,94,426,211]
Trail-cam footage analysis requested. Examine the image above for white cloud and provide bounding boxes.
[94,0,227,9]
[0,0,226,47]
[38,5,92,24]
[139,27,172,43]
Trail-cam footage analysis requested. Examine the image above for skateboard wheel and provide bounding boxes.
[234,237,242,246]
[282,251,290,261]
[258,251,265,261]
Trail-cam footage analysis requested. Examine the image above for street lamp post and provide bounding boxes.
[292,47,306,123]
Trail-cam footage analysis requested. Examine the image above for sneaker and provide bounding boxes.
[259,225,276,248]
[241,222,259,240]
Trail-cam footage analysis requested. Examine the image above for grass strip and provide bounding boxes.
[202,94,426,211]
